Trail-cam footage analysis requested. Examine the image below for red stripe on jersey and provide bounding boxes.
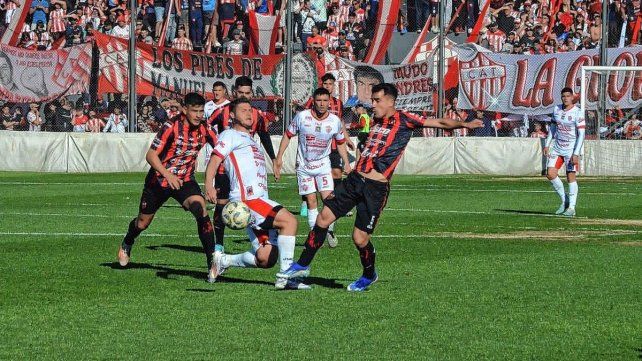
[380,119,402,179]
[213,149,225,160]
[229,152,246,201]
[285,129,295,138]
[245,198,275,217]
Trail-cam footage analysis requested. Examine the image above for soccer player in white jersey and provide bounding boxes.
[203,82,230,166]
[274,87,351,247]
[544,87,586,217]
[204,98,309,290]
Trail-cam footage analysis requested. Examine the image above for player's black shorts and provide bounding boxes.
[139,179,203,215]
[357,132,368,153]
[323,172,390,234]
[329,149,343,170]
[215,172,231,200]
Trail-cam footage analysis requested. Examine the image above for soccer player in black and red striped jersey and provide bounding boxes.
[117,93,220,282]
[278,83,483,291]
[207,76,277,256]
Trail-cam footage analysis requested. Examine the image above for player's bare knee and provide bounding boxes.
[352,229,370,247]
[274,209,297,235]
[546,169,558,180]
[316,208,334,228]
[305,195,318,209]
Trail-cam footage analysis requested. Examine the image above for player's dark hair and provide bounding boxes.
[212,81,227,90]
[234,76,253,89]
[353,65,384,84]
[184,92,206,106]
[321,73,336,82]
[372,83,398,101]
[313,87,331,98]
[231,97,252,112]
[561,87,573,95]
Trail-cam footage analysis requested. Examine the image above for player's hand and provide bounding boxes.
[273,158,283,182]
[543,147,550,157]
[343,162,352,174]
[205,185,217,204]
[166,174,183,190]
[466,119,484,129]
[346,139,356,151]
[572,155,579,166]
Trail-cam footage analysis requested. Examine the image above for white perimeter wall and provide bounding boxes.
[1,131,641,176]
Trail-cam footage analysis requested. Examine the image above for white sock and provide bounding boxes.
[550,177,566,204]
[277,235,296,272]
[307,207,318,229]
[328,221,335,233]
[568,181,578,208]
[222,251,256,268]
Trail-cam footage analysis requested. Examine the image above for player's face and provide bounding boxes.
[322,79,335,93]
[561,91,574,107]
[313,94,330,115]
[235,85,253,100]
[213,85,227,101]
[233,102,253,129]
[357,77,380,104]
[184,104,205,126]
[371,90,395,118]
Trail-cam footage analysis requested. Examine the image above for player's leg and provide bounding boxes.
[298,170,319,229]
[563,158,578,217]
[315,169,340,247]
[346,177,389,292]
[330,150,352,216]
[270,206,311,289]
[546,154,568,214]
[212,172,230,252]
[279,172,361,279]
[118,184,168,267]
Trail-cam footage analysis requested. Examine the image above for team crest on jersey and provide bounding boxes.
[326,125,332,133]
[315,124,321,133]
[246,186,254,196]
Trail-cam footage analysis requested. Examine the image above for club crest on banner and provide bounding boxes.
[459,52,506,110]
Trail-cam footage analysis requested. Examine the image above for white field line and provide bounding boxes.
[0,212,187,220]
[386,208,590,218]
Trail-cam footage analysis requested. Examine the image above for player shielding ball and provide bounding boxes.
[205,98,309,290]
[543,87,585,217]
[117,93,219,281]
[274,87,351,247]
[278,83,483,292]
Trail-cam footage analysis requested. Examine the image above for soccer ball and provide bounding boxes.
[221,201,252,230]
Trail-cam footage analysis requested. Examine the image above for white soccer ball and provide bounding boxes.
[222,201,252,230]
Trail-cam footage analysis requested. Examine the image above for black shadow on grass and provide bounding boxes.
[304,276,344,289]
[147,244,202,253]
[494,209,551,215]
[635,347,642,359]
[186,288,215,293]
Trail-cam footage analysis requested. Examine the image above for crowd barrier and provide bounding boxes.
[1,131,641,176]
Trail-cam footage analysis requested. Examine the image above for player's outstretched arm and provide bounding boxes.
[145,149,182,190]
[422,117,484,130]
[274,132,292,182]
[204,154,223,203]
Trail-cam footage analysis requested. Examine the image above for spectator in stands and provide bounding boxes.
[111,15,130,38]
[172,25,193,50]
[188,0,204,49]
[138,26,154,43]
[530,121,547,138]
[468,109,496,137]
[103,105,128,133]
[306,25,327,50]
[623,114,641,140]
[485,22,506,52]
[1,105,20,130]
[30,0,49,29]
[86,110,105,132]
[27,103,44,131]
[153,97,170,123]
[32,21,52,50]
[72,106,88,132]
[300,1,319,51]
[224,29,244,55]
[52,98,73,131]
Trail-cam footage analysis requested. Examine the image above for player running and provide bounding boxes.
[277,83,483,292]
[117,93,219,281]
[207,76,277,254]
[204,98,309,290]
[274,87,351,248]
[299,73,355,219]
[544,87,586,217]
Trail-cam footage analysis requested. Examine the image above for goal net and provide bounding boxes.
[579,66,642,176]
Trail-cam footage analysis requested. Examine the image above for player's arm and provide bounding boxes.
[146,123,183,190]
[256,112,276,161]
[342,122,355,150]
[334,121,351,173]
[204,153,223,204]
[422,117,483,130]
[544,120,556,157]
[275,115,299,181]
[572,119,586,164]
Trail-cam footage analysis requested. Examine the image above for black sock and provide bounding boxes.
[122,219,143,248]
[197,215,215,267]
[213,204,226,249]
[297,225,328,267]
[357,241,376,279]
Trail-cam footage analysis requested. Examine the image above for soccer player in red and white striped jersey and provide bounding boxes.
[117,93,220,282]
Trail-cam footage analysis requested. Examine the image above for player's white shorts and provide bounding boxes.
[296,161,333,196]
[546,152,579,173]
[244,197,283,231]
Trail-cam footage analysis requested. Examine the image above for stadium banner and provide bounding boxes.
[456,44,642,114]
[247,10,281,55]
[362,0,401,65]
[94,32,318,101]
[0,43,92,103]
[324,54,436,112]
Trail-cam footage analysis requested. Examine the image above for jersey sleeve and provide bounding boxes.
[576,112,586,129]
[285,113,300,138]
[212,131,235,160]
[208,107,224,133]
[205,124,218,147]
[333,117,346,144]
[150,122,174,154]
[404,112,425,129]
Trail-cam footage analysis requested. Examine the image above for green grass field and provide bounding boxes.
[1,172,641,360]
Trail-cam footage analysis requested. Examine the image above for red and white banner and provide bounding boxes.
[324,53,436,112]
[0,43,92,103]
[94,33,319,103]
[1,0,31,46]
[247,10,281,55]
[362,0,400,65]
[456,44,642,114]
